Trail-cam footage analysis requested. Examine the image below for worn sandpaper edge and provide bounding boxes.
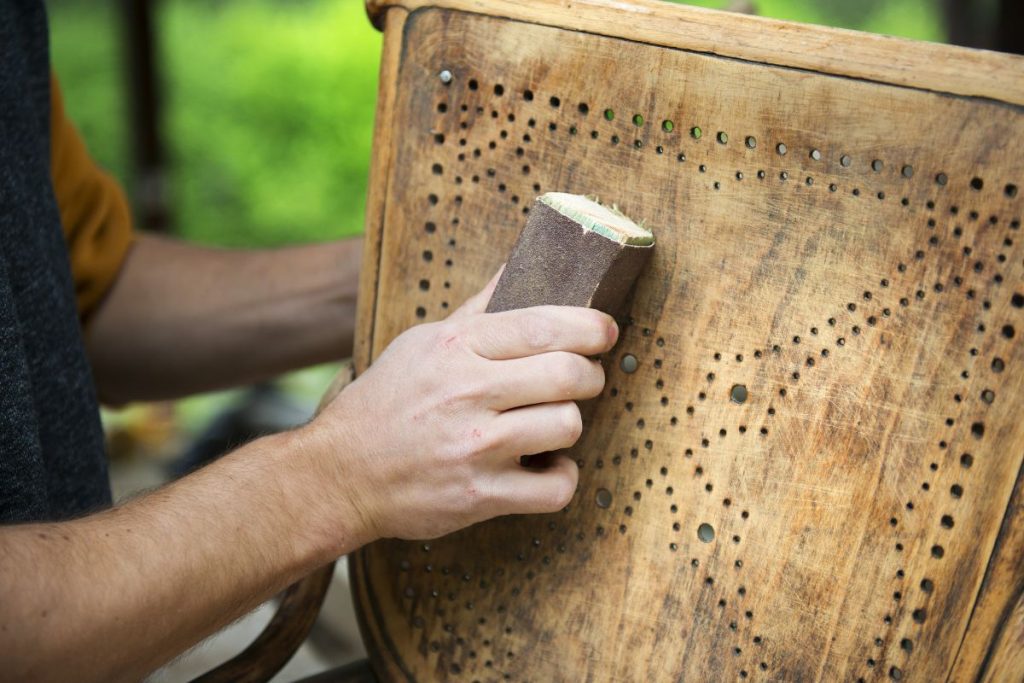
[538,193,654,247]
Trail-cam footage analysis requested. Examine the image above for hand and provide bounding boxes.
[307,270,619,543]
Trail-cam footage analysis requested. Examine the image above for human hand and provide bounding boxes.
[307,270,618,543]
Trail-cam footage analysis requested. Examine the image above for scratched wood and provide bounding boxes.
[350,2,1024,681]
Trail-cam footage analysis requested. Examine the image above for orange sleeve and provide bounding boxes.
[50,74,136,323]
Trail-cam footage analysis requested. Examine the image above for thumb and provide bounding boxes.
[449,264,505,319]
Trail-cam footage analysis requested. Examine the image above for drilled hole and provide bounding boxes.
[697,523,715,543]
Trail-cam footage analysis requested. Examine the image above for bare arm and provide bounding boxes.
[0,278,618,682]
[84,233,361,403]
[0,429,357,683]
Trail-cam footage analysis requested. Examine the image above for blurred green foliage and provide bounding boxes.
[51,0,380,247]
[673,0,942,40]
[49,0,943,249]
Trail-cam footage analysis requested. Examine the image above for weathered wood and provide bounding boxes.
[354,6,410,374]
[365,0,1024,107]
[948,457,1024,681]
[351,1,1024,681]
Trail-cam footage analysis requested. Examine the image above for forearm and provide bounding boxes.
[84,233,361,403]
[0,428,365,683]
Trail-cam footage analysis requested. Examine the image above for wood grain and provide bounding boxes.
[352,3,1024,681]
[364,0,1024,107]
[354,6,410,374]
[948,457,1024,682]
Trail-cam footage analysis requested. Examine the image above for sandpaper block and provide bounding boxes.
[486,192,654,318]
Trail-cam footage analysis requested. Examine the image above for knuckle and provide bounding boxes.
[459,376,491,403]
[559,403,584,444]
[438,388,462,411]
[461,481,484,509]
[543,473,578,512]
[520,310,556,351]
[551,354,585,396]
[432,322,466,354]
[583,310,615,349]
[447,443,480,470]
[455,425,500,461]
[591,360,607,391]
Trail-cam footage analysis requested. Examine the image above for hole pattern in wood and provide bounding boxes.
[357,8,1023,682]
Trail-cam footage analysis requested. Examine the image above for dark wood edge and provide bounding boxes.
[192,562,336,683]
[350,548,414,682]
[945,455,1024,681]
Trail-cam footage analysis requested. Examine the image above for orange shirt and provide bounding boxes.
[50,75,135,322]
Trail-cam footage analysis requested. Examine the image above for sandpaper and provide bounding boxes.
[486,193,654,318]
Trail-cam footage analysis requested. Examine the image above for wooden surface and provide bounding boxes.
[365,0,1024,107]
[352,2,1024,680]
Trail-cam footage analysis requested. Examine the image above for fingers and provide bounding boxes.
[449,265,505,319]
[488,401,584,459]
[465,306,618,360]
[489,454,579,515]
[485,352,605,411]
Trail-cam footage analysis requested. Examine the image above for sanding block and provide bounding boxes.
[486,192,654,318]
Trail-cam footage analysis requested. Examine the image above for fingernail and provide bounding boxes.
[608,319,620,346]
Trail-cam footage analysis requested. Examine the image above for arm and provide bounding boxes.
[83,233,361,403]
[0,278,618,682]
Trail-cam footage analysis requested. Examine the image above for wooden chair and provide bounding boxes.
[202,1,1024,680]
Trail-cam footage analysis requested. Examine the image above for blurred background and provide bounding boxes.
[45,0,1020,680]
